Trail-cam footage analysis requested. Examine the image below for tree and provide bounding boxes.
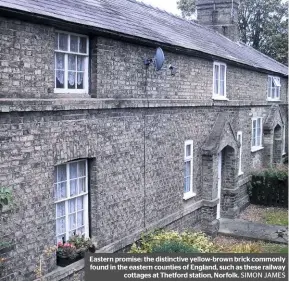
[177,0,288,65]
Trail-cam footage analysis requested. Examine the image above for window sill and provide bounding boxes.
[238,172,244,176]
[251,146,264,153]
[267,99,281,102]
[212,96,229,101]
[183,192,196,201]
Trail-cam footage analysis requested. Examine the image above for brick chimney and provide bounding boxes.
[196,0,240,41]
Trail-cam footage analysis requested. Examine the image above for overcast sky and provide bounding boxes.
[138,0,181,16]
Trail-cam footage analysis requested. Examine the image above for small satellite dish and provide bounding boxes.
[144,47,165,71]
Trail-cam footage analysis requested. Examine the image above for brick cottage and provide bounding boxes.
[0,0,288,280]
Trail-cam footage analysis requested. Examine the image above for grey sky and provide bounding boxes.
[138,0,181,16]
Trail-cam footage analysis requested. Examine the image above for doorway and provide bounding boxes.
[217,146,236,219]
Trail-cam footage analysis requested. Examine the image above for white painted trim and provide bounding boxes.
[251,117,263,149]
[251,146,264,153]
[267,75,281,101]
[54,31,89,94]
[213,62,227,99]
[184,140,194,198]
[282,124,286,155]
[183,192,196,201]
[237,131,243,176]
[212,96,229,101]
[54,159,89,243]
[216,152,222,220]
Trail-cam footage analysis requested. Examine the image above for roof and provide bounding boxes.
[0,0,287,76]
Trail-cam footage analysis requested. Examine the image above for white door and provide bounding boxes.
[216,152,222,219]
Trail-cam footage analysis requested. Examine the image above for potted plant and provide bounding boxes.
[68,235,96,258]
[56,242,79,267]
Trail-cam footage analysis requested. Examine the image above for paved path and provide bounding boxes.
[219,218,288,244]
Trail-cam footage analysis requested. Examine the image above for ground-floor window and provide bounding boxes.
[184,140,194,199]
[54,159,89,243]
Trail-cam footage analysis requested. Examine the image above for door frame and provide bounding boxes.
[216,151,222,219]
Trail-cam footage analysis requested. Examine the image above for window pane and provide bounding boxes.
[59,33,68,51]
[57,165,67,182]
[220,65,225,80]
[68,55,76,71]
[186,145,191,157]
[57,235,65,244]
[184,176,190,193]
[69,214,76,231]
[220,80,224,96]
[76,227,85,236]
[56,218,66,235]
[55,70,64,89]
[185,161,191,177]
[68,72,76,89]
[70,35,78,52]
[70,162,78,179]
[77,196,84,210]
[57,182,66,200]
[55,53,65,70]
[79,37,87,53]
[70,179,78,197]
[56,202,65,217]
[69,199,76,213]
[77,73,84,89]
[77,211,83,227]
[79,178,86,193]
[78,161,86,177]
[77,56,84,71]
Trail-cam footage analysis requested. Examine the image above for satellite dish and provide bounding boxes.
[144,47,165,71]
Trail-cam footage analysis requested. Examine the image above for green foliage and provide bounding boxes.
[129,230,217,253]
[177,0,196,19]
[177,0,288,64]
[248,166,288,207]
[230,242,262,253]
[151,240,200,253]
[261,243,288,253]
[0,187,12,211]
[68,234,93,249]
[264,210,288,226]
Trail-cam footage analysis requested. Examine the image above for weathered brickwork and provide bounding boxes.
[0,16,288,281]
[0,17,55,98]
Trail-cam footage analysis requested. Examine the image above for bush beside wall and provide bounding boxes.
[248,165,288,208]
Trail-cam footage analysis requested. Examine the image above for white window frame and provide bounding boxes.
[282,124,286,155]
[213,62,228,100]
[237,131,243,176]
[54,31,89,94]
[183,140,195,200]
[267,75,281,101]
[54,159,89,243]
[251,117,264,152]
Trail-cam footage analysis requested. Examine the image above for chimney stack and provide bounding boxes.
[196,0,240,41]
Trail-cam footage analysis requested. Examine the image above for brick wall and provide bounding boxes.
[0,16,287,103]
[0,16,288,281]
[0,17,54,98]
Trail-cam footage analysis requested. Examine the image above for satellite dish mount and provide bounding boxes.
[144,47,165,71]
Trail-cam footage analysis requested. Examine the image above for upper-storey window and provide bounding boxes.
[267,76,281,101]
[54,32,89,94]
[213,62,227,99]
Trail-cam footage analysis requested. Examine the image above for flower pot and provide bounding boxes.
[56,255,82,267]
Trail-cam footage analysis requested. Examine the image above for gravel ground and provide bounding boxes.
[213,235,288,253]
[238,204,288,224]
